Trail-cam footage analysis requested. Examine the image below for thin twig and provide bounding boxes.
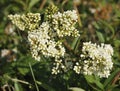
[63,40,79,57]
[2,84,8,91]
[4,83,11,91]
[63,41,73,52]
[7,84,11,91]
[11,78,30,85]
[108,71,120,91]
[112,71,120,85]
[7,76,30,85]
[73,2,82,27]
[40,0,47,10]
[62,0,68,6]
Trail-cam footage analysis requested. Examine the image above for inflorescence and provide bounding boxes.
[8,5,114,78]
[8,13,41,31]
[73,42,113,78]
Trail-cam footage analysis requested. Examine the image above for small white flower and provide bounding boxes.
[73,62,81,74]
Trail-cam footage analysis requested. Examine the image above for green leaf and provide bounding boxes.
[14,0,26,8]
[92,21,100,29]
[96,31,105,42]
[99,20,115,36]
[106,84,118,91]
[69,87,85,91]
[85,75,104,90]
[71,37,79,50]
[85,75,95,83]
[13,55,38,75]
[29,0,39,10]
[113,39,120,47]
[14,82,24,91]
[94,80,104,90]
[94,76,104,90]
[71,37,80,53]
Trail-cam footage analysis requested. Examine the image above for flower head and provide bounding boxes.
[8,13,41,31]
[80,42,113,78]
[51,10,80,37]
[28,22,65,61]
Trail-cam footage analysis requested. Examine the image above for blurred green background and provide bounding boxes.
[0,0,120,91]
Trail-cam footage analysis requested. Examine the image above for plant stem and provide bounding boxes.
[7,76,30,85]
[29,63,40,91]
[63,40,79,57]
[112,71,120,85]
[63,40,73,52]
[40,0,47,10]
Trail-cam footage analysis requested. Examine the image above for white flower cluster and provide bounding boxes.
[8,14,25,30]
[8,13,40,31]
[52,58,66,75]
[28,22,65,61]
[73,62,81,74]
[52,10,80,37]
[8,7,114,78]
[28,22,66,74]
[26,10,80,74]
[80,42,113,78]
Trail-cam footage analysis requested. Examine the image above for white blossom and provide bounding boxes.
[28,22,65,61]
[52,58,66,75]
[8,7,114,78]
[52,10,80,37]
[73,62,81,74]
[81,42,113,78]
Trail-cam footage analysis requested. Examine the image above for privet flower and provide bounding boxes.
[80,42,113,78]
[28,22,65,61]
[51,10,80,37]
[52,58,66,75]
[8,13,41,31]
[45,4,58,20]
[8,6,114,78]
[8,14,25,30]
[73,62,81,74]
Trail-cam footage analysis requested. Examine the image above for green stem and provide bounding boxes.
[29,63,40,91]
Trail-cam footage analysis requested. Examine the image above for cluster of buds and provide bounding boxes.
[8,13,40,31]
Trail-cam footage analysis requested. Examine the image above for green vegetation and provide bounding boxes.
[0,0,120,91]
